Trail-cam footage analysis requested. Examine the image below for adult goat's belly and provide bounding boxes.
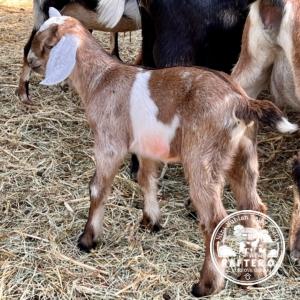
[129,71,180,161]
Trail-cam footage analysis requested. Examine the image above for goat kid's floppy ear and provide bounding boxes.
[49,7,61,18]
[40,35,79,86]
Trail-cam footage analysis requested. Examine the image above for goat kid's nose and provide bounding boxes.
[27,50,39,67]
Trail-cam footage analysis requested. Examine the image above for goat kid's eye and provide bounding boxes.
[45,45,53,50]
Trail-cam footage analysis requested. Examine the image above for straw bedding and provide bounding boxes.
[0,2,299,299]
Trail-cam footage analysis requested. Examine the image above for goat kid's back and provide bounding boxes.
[81,64,297,163]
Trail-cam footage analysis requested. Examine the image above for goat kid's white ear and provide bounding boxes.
[49,7,61,18]
[40,35,79,86]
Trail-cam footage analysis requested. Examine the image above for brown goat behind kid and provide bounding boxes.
[27,8,298,297]
[232,0,300,111]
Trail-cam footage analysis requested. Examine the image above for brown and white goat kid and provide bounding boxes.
[232,0,300,111]
[28,8,298,297]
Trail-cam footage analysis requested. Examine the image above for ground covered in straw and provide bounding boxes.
[1,3,300,299]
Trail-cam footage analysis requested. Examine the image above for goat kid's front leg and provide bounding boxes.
[17,29,36,103]
[137,157,161,232]
[78,150,125,252]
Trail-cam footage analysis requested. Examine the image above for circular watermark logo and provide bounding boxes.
[210,210,285,286]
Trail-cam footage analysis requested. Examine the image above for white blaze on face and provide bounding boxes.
[129,71,180,161]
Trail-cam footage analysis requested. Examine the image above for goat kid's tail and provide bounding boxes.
[236,99,298,134]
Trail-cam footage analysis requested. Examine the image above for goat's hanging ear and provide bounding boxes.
[40,35,79,86]
[49,7,61,18]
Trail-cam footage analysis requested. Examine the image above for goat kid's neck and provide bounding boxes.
[69,39,116,104]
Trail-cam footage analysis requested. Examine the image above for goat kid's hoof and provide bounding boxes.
[140,214,162,233]
[290,247,300,262]
[191,281,223,298]
[191,282,213,298]
[78,232,97,253]
[184,198,198,220]
[16,86,32,104]
[130,170,138,182]
[18,92,33,104]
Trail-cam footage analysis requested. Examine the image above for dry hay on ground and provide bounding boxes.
[0,4,300,300]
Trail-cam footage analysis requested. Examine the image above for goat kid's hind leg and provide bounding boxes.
[227,126,268,281]
[78,150,126,252]
[182,157,227,297]
[190,179,227,297]
[228,125,267,215]
[137,157,161,232]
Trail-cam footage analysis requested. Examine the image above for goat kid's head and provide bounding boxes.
[27,7,82,85]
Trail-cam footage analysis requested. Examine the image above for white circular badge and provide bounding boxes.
[210,210,285,286]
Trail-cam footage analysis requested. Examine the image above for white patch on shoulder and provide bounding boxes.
[39,16,69,32]
[129,71,180,161]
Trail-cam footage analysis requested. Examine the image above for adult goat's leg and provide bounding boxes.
[232,3,276,98]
